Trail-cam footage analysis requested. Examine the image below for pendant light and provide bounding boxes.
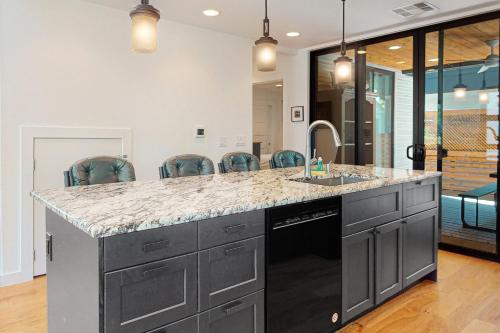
[453,63,467,99]
[334,0,353,85]
[255,0,278,72]
[130,0,160,53]
[478,72,489,104]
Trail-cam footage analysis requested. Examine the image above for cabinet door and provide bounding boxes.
[403,208,438,288]
[199,291,264,333]
[199,236,265,311]
[375,220,403,304]
[341,229,375,323]
[105,253,198,333]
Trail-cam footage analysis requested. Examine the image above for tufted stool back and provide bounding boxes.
[270,150,305,169]
[64,156,136,187]
[159,154,215,179]
[219,152,260,173]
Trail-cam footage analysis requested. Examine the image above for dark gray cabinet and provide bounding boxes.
[402,178,439,217]
[104,253,198,333]
[375,220,403,304]
[342,184,402,236]
[341,229,375,323]
[199,236,265,311]
[403,208,439,287]
[199,291,265,333]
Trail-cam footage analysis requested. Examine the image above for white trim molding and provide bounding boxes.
[2,126,133,287]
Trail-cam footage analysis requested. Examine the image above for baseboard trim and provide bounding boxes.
[0,270,33,287]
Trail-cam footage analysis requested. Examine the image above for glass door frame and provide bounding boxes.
[309,10,500,261]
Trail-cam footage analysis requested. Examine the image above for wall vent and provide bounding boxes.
[392,2,438,18]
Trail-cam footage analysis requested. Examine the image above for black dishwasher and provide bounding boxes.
[266,197,342,333]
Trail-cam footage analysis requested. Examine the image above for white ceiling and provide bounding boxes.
[83,0,500,49]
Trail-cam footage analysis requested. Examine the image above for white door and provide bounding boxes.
[253,105,273,154]
[33,138,125,276]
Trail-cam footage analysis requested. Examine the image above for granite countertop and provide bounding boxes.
[31,164,441,238]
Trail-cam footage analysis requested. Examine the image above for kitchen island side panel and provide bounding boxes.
[46,209,102,333]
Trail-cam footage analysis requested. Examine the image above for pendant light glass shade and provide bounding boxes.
[479,91,489,104]
[255,0,278,72]
[334,55,352,84]
[255,37,278,72]
[453,84,467,99]
[334,0,352,85]
[130,0,160,53]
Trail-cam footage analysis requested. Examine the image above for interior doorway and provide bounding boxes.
[252,81,284,169]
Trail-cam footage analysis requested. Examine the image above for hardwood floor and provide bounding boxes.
[0,251,498,333]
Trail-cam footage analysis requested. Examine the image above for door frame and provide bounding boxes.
[309,11,500,261]
[19,126,132,282]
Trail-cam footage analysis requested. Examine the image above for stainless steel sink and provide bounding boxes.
[289,175,373,186]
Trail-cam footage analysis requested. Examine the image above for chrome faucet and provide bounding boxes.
[305,120,342,179]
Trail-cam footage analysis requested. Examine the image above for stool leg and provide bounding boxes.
[461,197,466,227]
[475,198,479,228]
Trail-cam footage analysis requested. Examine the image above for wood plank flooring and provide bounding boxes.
[0,251,499,333]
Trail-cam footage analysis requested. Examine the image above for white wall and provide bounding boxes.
[253,50,310,155]
[0,0,254,284]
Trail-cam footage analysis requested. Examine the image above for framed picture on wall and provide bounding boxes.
[291,106,304,122]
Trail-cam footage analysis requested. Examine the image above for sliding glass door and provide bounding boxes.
[424,19,499,256]
[310,12,500,260]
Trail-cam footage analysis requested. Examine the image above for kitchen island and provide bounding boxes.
[32,164,441,333]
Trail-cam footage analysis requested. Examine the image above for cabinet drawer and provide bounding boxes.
[199,291,264,333]
[342,185,402,236]
[104,222,197,272]
[198,210,264,250]
[402,178,439,217]
[147,315,198,333]
[199,236,265,311]
[104,253,198,333]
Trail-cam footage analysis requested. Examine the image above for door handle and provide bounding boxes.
[223,300,245,316]
[46,233,53,261]
[225,224,246,234]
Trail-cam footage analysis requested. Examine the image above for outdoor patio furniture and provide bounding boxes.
[458,183,497,233]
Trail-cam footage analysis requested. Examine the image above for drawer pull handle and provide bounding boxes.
[46,233,53,261]
[143,239,170,253]
[143,265,170,278]
[224,245,245,256]
[223,300,245,316]
[225,224,246,234]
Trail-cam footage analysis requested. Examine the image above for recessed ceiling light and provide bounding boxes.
[428,58,439,62]
[203,9,220,17]
[286,32,300,37]
[388,45,402,50]
[357,50,367,54]
[275,84,283,87]
[396,61,406,64]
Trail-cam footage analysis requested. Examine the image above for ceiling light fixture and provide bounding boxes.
[203,9,220,17]
[334,0,352,85]
[286,32,301,37]
[428,58,439,62]
[275,83,283,87]
[255,0,278,72]
[357,50,367,54]
[396,61,406,64]
[453,63,467,99]
[130,0,160,53]
[388,45,402,50]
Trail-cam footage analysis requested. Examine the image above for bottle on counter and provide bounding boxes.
[317,157,323,171]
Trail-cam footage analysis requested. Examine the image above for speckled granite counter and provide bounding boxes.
[32,164,440,238]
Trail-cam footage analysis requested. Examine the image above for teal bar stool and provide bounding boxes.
[270,150,305,169]
[159,154,215,179]
[63,156,136,187]
[219,152,261,173]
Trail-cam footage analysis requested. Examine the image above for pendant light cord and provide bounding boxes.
[263,0,270,37]
[341,0,346,55]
